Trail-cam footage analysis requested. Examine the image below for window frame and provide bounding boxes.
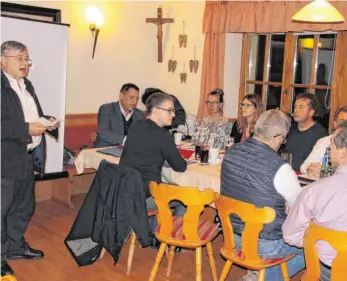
[238,31,343,131]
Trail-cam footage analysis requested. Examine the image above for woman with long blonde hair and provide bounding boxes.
[231,94,262,143]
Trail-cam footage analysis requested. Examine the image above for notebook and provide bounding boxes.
[97,147,123,157]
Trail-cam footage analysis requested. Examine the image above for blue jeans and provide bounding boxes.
[146,196,186,232]
[234,234,305,281]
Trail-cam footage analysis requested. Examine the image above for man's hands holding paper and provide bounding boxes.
[46,117,60,131]
[29,122,46,136]
[30,117,61,136]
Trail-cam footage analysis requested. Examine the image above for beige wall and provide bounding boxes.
[156,1,205,116]
[8,1,242,117]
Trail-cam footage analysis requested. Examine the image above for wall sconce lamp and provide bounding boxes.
[86,7,104,59]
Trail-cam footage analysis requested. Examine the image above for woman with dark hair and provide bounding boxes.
[141,88,186,129]
[231,94,263,143]
[192,89,233,149]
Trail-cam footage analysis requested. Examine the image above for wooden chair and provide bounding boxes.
[1,275,17,281]
[302,222,347,281]
[148,182,219,281]
[99,209,158,275]
[215,194,295,281]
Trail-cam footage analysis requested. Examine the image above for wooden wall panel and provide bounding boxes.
[65,113,97,127]
[64,113,98,150]
[238,34,251,102]
[281,32,295,113]
[261,35,271,106]
[331,31,347,129]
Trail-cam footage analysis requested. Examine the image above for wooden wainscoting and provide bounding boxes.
[63,113,98,206]
[64,113,98,150]
[65,113,98,127]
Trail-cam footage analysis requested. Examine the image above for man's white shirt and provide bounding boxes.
[300,135,331,173]
[274,163,303,207]
[119,103,133,121]
[4,72,41,150]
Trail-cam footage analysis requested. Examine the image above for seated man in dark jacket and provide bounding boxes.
[141,87,186,129]
[94,83,144,148]
[120,91,187,246]
[221,110,304,281]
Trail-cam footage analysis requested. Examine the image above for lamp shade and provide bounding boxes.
[292,0,345,23]
[86,7,104,27]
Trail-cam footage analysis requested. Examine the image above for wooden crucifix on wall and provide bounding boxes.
[146,7,174,63]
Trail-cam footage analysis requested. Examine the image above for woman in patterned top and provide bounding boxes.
[192,89,233,149]
[231,94,263,143]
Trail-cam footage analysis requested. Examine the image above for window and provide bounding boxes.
[240,32,337,130]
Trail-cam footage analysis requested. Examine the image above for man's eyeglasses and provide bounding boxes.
[274,134,287,144]
[155,107,176,114]
[240,103,255,109]
[3,56,33,65]
[206,101,220,106]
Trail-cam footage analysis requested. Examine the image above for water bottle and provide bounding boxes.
[320,147,332,178]
[321,147,330,167]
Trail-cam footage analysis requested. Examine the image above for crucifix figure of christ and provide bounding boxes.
[146,7,174,63]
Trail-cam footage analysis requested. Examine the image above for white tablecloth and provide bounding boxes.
[74,147,222,193]
[74,145,316,195]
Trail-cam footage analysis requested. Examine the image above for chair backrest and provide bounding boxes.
[215,194,276,263]
[149,182,215,243]
[2,275,17,281]
[303,221,347,281]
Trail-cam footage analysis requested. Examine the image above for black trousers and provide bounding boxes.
[1,152,35,261]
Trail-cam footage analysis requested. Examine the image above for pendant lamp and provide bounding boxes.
[292,0,345,23]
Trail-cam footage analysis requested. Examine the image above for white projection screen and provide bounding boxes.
[1,16,68,174]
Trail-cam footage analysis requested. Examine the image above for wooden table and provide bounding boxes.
[74,146,223,193]
[71,146,315,208]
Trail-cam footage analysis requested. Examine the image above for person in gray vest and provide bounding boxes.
[221,109,304,281]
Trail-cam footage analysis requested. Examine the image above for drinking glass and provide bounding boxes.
[280,152,292,166]
[195,144,202,159]
[200,145,210,164]
[224,136,234,151]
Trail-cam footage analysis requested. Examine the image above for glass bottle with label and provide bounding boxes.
[320,147,333,178]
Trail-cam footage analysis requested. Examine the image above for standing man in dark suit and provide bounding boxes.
[1,41,60,276]
[94,83,145,148]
